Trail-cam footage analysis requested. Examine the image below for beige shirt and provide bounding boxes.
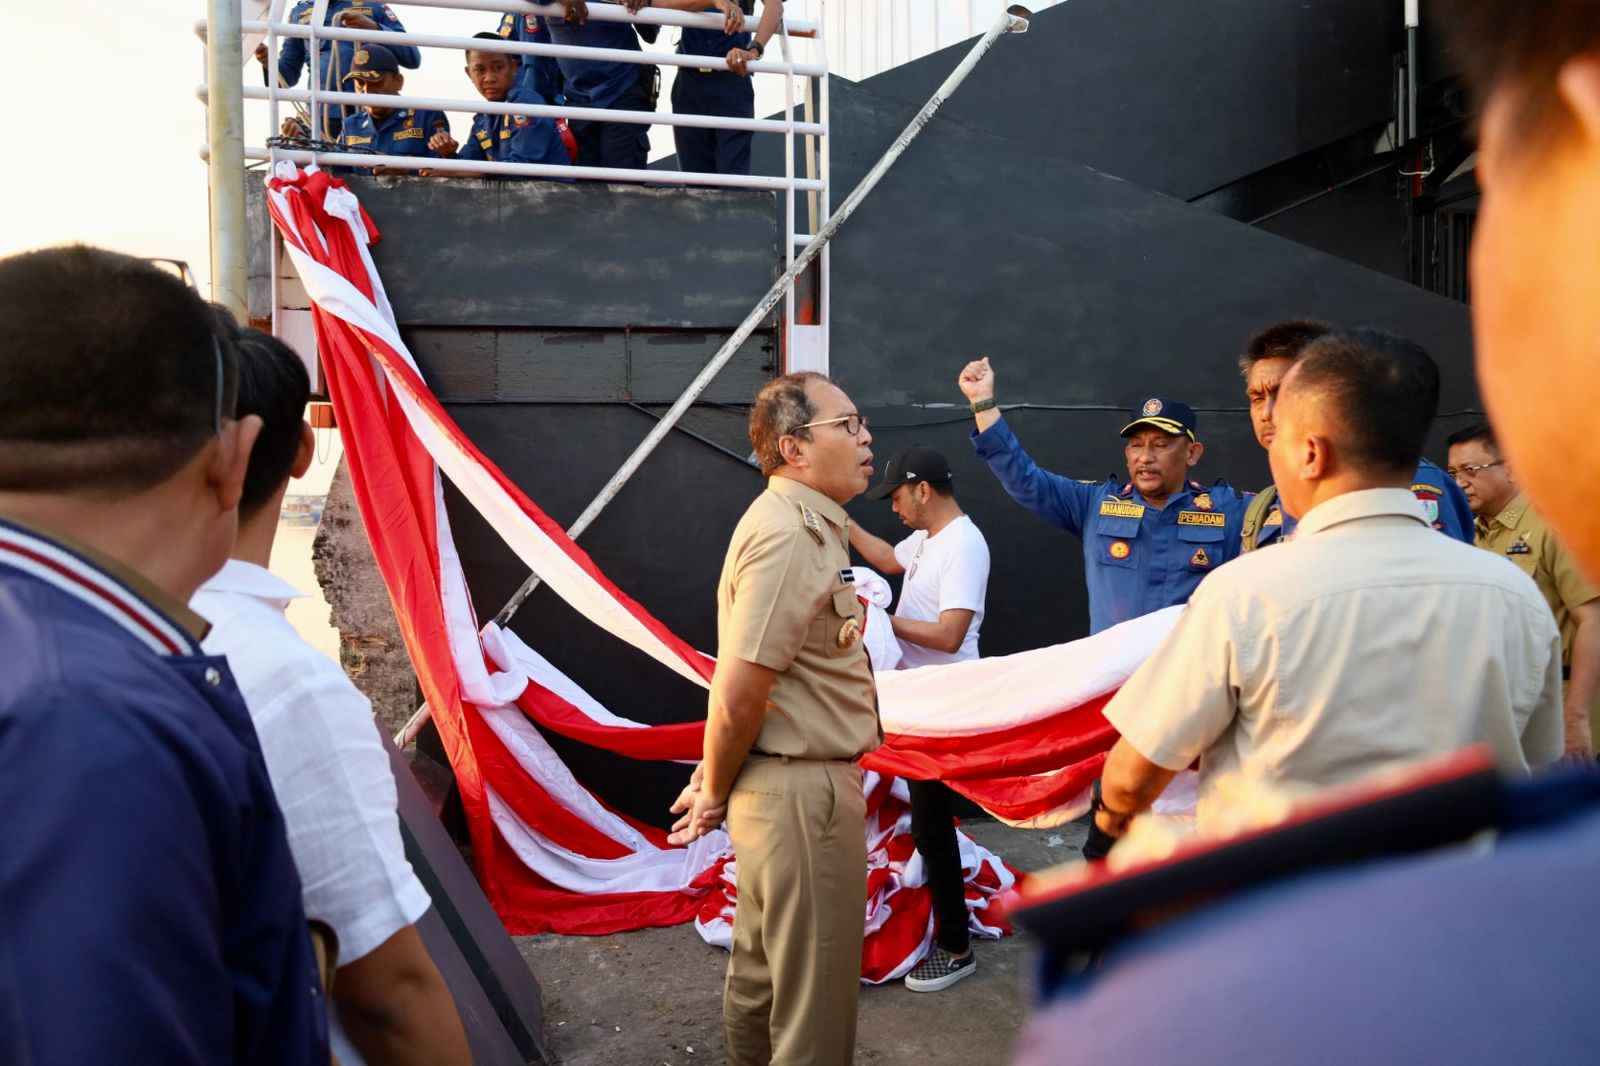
[1475,493,1599,667]
[1105,488,1564,829]
[717,476,881,760]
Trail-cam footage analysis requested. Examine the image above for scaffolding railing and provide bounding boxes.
[198,0,832,371]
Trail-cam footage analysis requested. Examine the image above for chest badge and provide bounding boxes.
[837,616,862,649]
[1190,547,1211,568]
[1507,536,1532,556]
[1109,540,1131,560]
[1194,492,1213,511]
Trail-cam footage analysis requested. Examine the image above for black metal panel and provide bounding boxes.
[835,0,1402,201]
[245,175,781,329]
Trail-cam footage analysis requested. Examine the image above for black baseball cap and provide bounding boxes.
[867,445,953,500]
[344,44,402,81]
[1120,397,1198,440]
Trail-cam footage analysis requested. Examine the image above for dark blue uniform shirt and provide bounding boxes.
[1015,771,1600,1066]
[278,1,422,132]
[460,84,572,169]
[498,10,565,104]
[339,106,449,158]
[0,519,327,1065]
[1256,457,1474,547]
[974,416,1248,634]
[544,17,645,109]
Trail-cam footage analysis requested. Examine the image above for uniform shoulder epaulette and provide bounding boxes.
[1117,481,1133,498]
[797,503,827,545]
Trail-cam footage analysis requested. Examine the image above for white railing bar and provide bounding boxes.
[309,0,329,141]
[819,11,833,369]
[394,0,818,38]
[780,23,796,340]
[228,83,824,135]
[236,146,827,190]
[233,19,829,78]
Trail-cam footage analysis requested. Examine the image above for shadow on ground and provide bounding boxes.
[515,817,1088,1066]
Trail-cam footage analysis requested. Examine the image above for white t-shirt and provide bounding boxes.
[193,560,433,1066]
[891,514,991,669]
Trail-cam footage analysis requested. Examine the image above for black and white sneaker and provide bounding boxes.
[904,946,976,992]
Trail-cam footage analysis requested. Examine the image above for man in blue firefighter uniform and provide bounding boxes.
[335,45,451,166]
[497,8,566,104]
[959,356,1249,634]
[428,33,573,171]
[263,2,422,139]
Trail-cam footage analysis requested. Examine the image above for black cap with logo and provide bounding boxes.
[867,445,953,500]
[344,43,402,81]
[1119,397,1199,440]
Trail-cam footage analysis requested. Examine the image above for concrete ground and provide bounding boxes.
[515,817,1087,1066]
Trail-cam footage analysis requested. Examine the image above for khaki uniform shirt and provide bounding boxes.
[716,476,881,760]
[1475,494,1599,668]
[1104,489,1564,830]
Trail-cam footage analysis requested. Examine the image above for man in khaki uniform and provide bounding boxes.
[668,371,881,1066]
[1447,423,1599,758]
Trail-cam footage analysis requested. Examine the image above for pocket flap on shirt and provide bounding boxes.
[1177,519,1225,542]
[832,587,860,617]
[1095,515,1143,539]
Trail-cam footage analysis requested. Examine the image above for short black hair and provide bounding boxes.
[0,245,237,493]
[1444,3,1600,146]
[234,329,312,520]
[1239,319,1331,377]
[466,29,511,64]
[1445,422,1499,455]
[1290,328,1440,475]
[927,480,955,498]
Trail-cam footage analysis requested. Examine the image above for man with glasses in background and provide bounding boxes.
[1447,423,1598,760]
[959,356,1249,635]
[667,371,880,1066]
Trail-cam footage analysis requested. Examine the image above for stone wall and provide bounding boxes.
[312,459,417,740]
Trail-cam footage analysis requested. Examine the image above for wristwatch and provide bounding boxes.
[970,396,998,414]
[1089,779,1133,836]
[746,39,765,57]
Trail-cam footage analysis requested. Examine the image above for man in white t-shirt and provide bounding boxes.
[850,445,991,993]
[191,328,471,1066]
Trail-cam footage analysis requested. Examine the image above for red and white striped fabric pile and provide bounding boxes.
[264,164,1177,978]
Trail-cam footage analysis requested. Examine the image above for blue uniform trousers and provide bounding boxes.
[672,69,754,175]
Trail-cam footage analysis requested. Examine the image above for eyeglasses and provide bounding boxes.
[1446,460,1505,480]
[790,413,869,436]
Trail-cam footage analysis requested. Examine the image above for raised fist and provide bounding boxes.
[958,356,995,403]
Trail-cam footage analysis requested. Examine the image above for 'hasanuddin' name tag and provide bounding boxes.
[1099,500,1146,519]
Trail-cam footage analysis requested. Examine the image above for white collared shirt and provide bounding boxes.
[193,560,431,1066]
[1105,488,1564,829]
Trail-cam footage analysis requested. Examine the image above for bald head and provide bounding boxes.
[1267,329,1440,518]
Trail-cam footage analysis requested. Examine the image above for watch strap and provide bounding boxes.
[970,396,999,414]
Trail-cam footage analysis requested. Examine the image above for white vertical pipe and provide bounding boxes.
[206,0,248,319]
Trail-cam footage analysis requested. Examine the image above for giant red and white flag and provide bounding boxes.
[264,164,1177,979]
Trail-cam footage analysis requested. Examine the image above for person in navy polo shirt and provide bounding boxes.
[542,0,661,169]
[336,44,452,171]
[0,247,328,1065]
[959,356,1250,635]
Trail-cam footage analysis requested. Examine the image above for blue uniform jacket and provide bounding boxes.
[339,106,449,158]
[277,2,420,91]
[0,519,327,1066]
[1256,457,1474,547]
[460,84,572,170]
[973,417,1249,634]
[544,17,646,109]
[498,10,566,104]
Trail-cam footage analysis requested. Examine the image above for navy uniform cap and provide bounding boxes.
[867,445,953,500]
[1120,397,1198,441]
[344,43,402,80]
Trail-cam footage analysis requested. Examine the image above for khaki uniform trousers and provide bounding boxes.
[724,755,867,1066]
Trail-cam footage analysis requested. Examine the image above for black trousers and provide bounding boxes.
[570,66,654,171]
[908,779,970,954]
